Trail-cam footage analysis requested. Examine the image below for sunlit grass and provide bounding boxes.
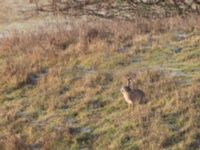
[0,17,200,150]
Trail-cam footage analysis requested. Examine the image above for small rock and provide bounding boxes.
[174,47,182,53]
[81,127,92,134]
[30,143,42,150]
[176,33,188,41]
[117,47,126,53]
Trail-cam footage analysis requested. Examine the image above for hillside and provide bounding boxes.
[0,1,200,150]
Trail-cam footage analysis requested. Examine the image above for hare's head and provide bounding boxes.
[120,86,130,94]
[121,77,132,93]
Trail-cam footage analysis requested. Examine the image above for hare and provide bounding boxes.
[120,78,147,108]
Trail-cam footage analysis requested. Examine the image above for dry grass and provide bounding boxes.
[0,15,200,150]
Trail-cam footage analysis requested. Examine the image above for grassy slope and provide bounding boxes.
[0,18,199,150]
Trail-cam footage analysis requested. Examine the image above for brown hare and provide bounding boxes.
[121,77,147,108]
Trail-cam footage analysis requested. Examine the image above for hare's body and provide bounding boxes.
[121,78,147,108]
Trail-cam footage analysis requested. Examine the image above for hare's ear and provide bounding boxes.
[127,77,132,87]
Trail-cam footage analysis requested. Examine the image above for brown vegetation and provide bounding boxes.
[0,14,200,149]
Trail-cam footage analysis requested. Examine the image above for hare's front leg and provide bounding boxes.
[128,103,134,109]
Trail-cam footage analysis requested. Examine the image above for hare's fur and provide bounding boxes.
[121,78,147,108]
